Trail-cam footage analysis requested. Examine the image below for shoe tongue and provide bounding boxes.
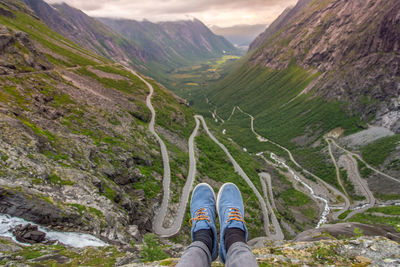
[227,220,245,230]
[193,220,211,232]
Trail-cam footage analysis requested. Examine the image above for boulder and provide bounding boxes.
[12,224,46,244]
[114,168,144,186]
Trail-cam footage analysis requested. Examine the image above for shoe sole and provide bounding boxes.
[191,183,216,204]
[216,182,240,218]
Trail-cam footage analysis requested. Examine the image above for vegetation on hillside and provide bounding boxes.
[361,135,400,168]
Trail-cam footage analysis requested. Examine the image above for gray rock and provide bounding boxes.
[294,222,400,242]
[0,188,83,229]
[12,224,46,244]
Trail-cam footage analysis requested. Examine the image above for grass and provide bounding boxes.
[340,167,365,201]
[355,158,373,178]
[21,119,56,142]
[149,79,195,139]
[361,134,400,167]
[0,7,99,67]
[1,85,27,107]
[195,132,263,239]
[374,193,400,201]
[347,206,400,232]
[338,209,351,220]
[200,62,363,188]
[69,203,104,218]
[75,67,147,95]
[48,173,74,186]
[280,188,310,207]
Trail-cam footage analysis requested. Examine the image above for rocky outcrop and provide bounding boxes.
[0,188,83,230]
[12,224,47,244]
[249,0,313,51]
[0,25,52,74]
[294,222,400,242]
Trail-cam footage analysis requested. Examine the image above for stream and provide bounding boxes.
[0,214,107,248]
[270,153,330,228]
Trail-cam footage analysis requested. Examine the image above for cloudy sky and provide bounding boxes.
[44,0,297,27]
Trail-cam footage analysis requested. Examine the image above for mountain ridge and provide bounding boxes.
[99,17,240,67]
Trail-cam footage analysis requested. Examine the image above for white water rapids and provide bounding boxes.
[0,214,107,248]
[270,153,330,228]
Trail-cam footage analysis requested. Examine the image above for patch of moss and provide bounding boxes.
[21,119,55,142]
[48,173,74,186]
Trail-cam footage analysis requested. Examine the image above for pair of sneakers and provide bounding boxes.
[189,182,248,263]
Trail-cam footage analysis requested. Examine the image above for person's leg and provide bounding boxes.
[217,183,258,267]
[225,241,258,267]
[176,183,218,267]
[176,241,211,267]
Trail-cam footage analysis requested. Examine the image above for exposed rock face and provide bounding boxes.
[249,0,400,132]
[249,0,313,51]
[0,188,83,229]
[0,25,52,74]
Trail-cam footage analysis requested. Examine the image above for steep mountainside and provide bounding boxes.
[0,0,197,245]
[0,0,271,249]
[22,0,145,66]
[248,0,400,131]
[100,18,240,68]
[201,0,400,204]
[249,0,313,51]
[22,0,240,95]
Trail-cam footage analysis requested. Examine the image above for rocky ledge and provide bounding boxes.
[123,236,400,267]
[0,235,398,266]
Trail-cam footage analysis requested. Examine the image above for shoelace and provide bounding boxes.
[226,208,246,224]
[189,208,211,226]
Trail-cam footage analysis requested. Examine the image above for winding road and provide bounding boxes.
[135,73,277,238]
[326,138,349,199]
[341,155,376,220]
[327,138,400,184]
[134,72,201,237]
[259,172,284,240]
[11,64,278,239]
[197,115,272,237]
[231,106,351,222]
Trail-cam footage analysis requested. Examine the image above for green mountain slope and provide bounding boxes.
[0,0,273,248]
[0,0,197,245]
[199,0,400,187]
[22,0,146,66]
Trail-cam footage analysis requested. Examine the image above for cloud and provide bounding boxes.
[44,0,297,27]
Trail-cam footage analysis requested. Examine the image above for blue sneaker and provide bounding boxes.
[189,183,218,261]
[217,183,248,263]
